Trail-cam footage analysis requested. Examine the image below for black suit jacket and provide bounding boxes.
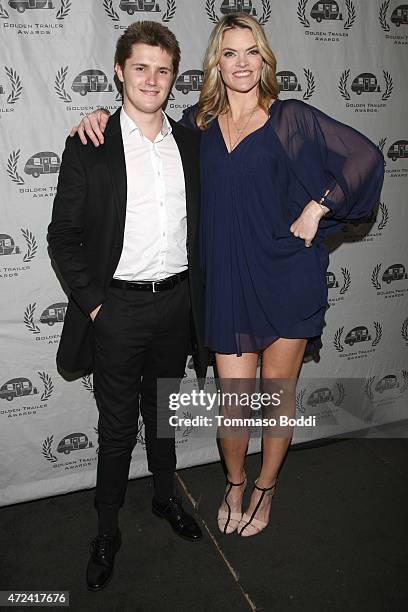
[48,108,208,379]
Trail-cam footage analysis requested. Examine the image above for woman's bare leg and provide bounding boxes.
[239,338,307,535]
[216,352,258,522]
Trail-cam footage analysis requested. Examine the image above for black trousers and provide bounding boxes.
[93,277,190,508]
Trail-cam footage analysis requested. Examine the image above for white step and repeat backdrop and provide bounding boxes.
[1,0,407,506]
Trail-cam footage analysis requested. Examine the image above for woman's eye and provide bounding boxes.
[223,51,234,57]
[249,49,259,55]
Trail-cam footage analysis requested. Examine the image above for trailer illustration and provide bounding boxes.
[375,375,399,394]
[8,0,54,13]
[307,387,334,407]
[0,234,20,256]
[351,73,380,95]
[119,0,160,14]
[344,325,371,346]
[24,152,61,178]
[391,5,408,26]
[39,302,67,325]
[276,71,301,92]
[0,377,38,401]
[175,70,204,95]
[220,0,256,16]
[326,271,339,288]
[382,264,407,284]
[57,433,93,455]
[71,70,113,97]
[310,1,342,22]
[387,140,408,162]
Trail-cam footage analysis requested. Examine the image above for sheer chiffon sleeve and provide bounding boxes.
[274,99,385,236]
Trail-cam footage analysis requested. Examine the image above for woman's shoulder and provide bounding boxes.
[178,103,200,131]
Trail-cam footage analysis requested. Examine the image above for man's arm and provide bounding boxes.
[48,136,106,318]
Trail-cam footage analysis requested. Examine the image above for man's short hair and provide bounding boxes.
[115,20,181,75]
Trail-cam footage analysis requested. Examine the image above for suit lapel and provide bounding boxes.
[170,117,199,257]
[104,108,127,237]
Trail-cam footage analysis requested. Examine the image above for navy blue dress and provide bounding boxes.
[180,99,384,355]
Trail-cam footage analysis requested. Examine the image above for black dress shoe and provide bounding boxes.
[152,496,202,542]
[86,530,121,591]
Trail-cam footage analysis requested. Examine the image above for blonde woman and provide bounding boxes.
[72,14,384,537]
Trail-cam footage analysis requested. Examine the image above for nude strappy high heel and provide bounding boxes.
[238,479,277,537]
[217,475,247,535]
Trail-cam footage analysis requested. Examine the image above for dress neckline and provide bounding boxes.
[217,98,281,155]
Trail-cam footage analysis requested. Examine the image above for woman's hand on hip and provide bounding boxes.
[69,108,111,146]
[290,200,326,247]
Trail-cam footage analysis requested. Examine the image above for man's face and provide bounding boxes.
[115,43,174,115]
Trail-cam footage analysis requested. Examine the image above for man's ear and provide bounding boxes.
[114,63,124,83]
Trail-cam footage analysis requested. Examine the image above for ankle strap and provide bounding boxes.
[254,480,277,493]
[226,476,246,487]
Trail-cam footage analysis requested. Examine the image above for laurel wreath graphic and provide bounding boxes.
[56,0,71,20]
[339,267,351,294]
[344,0,355,30]
[378,137,387,167]
[181,411,193,438]
[378,202,388,230]
[93,426,99,453]
[372,321,382,347]
[258,0,271,25]
[365,377,375,400]
[82,374,94,397]
[6,150,24,185]
[24,303,40,334]
[21,228,37,263]
[205,0,217,23]
[371,263,382,290]
[297,0,310,28]
[382,70,393,101]
[379,0,390,32]
[296,388,306,413]
[162,0,176,22]
[339,69,350,100]
[302,68,315,100]
[401,317,408,342]
[5,67,22,104]
[334,382,345,407]
[54,66,72,103]
[103,0,119,21]
[399,370,408,395]
[334,326,344,352]
[0,2,9,19]
[137,416,145,445]
[39,371,54,401]
[42,435,58,463]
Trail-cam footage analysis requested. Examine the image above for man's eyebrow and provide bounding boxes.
[129,62,172,70]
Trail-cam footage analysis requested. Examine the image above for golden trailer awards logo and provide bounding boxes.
[0,371,54,419]
[168,69,203,112]
[54,66,122,114]
[276,69,316,101]
[42,430,98,471]
[23,300,67,343]
[0,67,22,118]
[379,137,408,179]
[6,148,60,199]
[0,229,37,280]
[326,267,351,307]
[296,382,345,414]
[103,0,176,27]
[339,69,393,113]
[342,202,389,243]
[0,0,71,36]
[206,0,271,25]
[371,262,408,301]
[366,371,408,402]
[297,0,356,41]
[333,321,383,360]
[379,1,408,45]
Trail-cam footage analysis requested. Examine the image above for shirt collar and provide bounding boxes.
[120,107,172,142]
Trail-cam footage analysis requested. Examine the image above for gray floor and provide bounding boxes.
[1,438,407,612]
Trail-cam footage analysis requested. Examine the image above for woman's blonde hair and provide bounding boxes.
[196,13,279,130]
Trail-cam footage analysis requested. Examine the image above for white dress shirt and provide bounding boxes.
[113,108,188,281]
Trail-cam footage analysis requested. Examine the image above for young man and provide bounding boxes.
[48,22,207,591]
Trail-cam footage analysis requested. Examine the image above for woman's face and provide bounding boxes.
[217,27,264,95]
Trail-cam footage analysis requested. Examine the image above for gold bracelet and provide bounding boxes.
[318,195,330,215]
